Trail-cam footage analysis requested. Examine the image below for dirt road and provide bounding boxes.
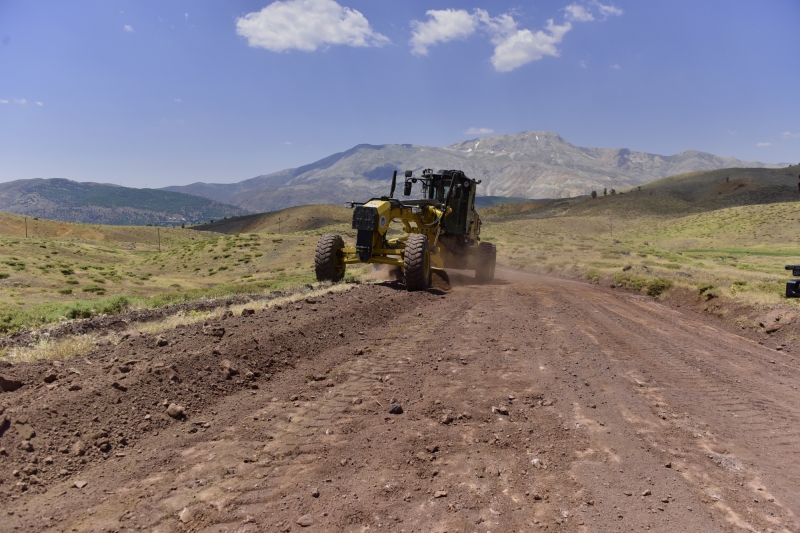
[1,270,799,532]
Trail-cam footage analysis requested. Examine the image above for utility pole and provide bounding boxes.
[157,227,161,252]
[610,216,613,239]
[278,217,281,234]
[24,216,27,238]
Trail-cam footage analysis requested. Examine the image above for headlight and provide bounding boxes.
[411,207,421,214]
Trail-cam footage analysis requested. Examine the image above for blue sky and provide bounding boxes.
[1,0,798,188]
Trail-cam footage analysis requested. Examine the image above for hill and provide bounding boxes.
[192,204,352,235]
[0,178,250,225]
[480,165,800,221]
[162,131,782,212]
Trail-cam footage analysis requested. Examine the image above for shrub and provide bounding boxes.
[58,288,73,295]
[614,272,648,291]
[60,268,74,275]
[65,279,79,285]
[731,280,749,292]
[585,268,602,283]
[697,282,716,295]
[82,284,106,295]
[646,278,672,297]
[0,273,9,280]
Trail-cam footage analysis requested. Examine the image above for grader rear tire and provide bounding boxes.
[315,234,346,282]
[475,241,496,283]
[404,234,431,291]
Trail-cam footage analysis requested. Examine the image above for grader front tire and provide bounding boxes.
[404,234,431,291]
[314,234,346,282]
[475,241,496,283]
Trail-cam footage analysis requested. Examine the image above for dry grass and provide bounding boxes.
[481,201,800,312]
[4,334,97,363]
[133,281,359,336]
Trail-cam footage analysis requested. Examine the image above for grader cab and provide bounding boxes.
[314,168,496,291]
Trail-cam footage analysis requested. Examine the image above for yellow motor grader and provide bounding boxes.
[314,168,496,291]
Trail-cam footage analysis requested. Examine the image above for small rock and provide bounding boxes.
[389,404,403,415]
[642,489,651,496]
[220,359,238,379]
[18,440,33,452]
[241,308,255,316]
[290,395,299,401]
[623,491,632,496]
[354,348,364,356]
[16,424,36,440]
[311,487,320,498]
[179,507,193,523]
[166,403,186,419]
[351,398,362,405]
[68,384,82,391]
[43,373,58,384]
[111,382,128,392]
[74,480,88,489]
[542,399,554,406]
[71,440,86,456]
[44,456,54,464]
[156,336,168,347]
[664,462,672,468]
[0,376,23,393]
[425,445,439,453]
[441,414,454,424]
[0,448,6,456]
[491,406,509,416]
[661,497,669,504]
[532,493,543,500]
[203,325,225,338]
[296,514,314,527]
[434,491,448,498]
[338,331,344,337]
[531,458,545,469]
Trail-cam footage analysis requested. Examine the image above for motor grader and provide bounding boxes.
[314,168,496,290]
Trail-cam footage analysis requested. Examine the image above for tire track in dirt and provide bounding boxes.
[2,271,800,532]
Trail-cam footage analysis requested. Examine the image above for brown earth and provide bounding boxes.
[1,270,799,532]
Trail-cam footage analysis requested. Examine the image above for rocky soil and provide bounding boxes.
[1,270,798,532]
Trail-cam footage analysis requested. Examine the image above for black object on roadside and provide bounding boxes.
[785,265,800,298]
[389,404,403,415]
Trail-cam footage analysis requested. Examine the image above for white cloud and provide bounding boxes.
[594,1,623,18]
[35,102,43,107]
[285,141,293,145]
[490,19,572,72]
[464,127,494,135]
[565,4,594,22]
[14,98,26,105]
[0,99,7,104]
[410,9,479,56]
[409,4,622,73]
[185,13,189,20]
[236,0,388,52]
[174,98,182,103]
[579,59,587,68]
[756,142,771,147]
[124,25,134,32]
[781,131,800,138]
[610,63,621,69]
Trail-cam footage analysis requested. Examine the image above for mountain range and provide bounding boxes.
[0,179,249,226]
[163,131,783,212]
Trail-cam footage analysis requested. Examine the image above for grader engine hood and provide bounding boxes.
[352,200,391,261]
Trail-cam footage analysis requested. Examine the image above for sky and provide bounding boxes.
[1,0,798,188]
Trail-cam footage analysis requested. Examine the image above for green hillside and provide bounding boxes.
[0,178,250,226]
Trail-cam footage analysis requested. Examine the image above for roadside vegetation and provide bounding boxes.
[0,209,369,337]
[480,166,800,311]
